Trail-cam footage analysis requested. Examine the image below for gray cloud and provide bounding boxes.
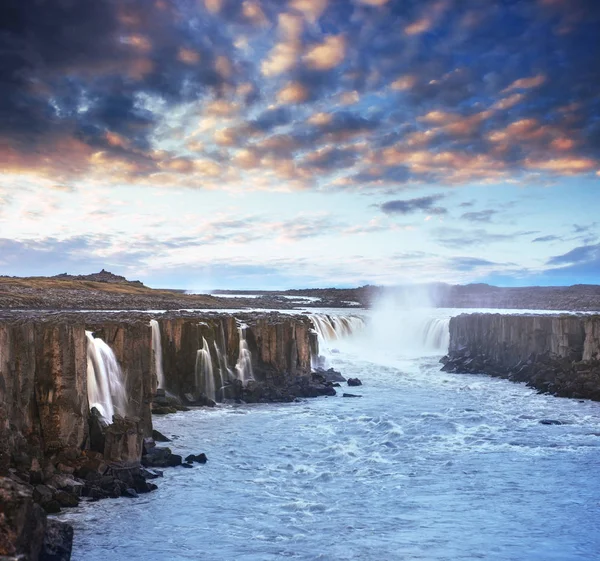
[461,210,497,223]
[380,194,446,215]
[533,235,561,243]
[547,243,600,266]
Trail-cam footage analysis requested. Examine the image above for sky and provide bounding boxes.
[0,0,599,290]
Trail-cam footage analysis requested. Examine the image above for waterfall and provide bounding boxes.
[235,324,254,383]
[309,311,449,364]
[86,331,128,422]
[366,307,451,357]
[421,317,450,351]
[195,337,216,402]
[214,341,232,394]
[309,314,366,369]
[150,319,164,389]
[310,314,366,343]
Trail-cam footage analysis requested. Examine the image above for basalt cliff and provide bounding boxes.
[442,313,600,400]
[0,310,334,559]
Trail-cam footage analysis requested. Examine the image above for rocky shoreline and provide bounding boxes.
[0,309,364,559]
[441,313,600,401]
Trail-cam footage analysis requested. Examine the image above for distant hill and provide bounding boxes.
[51,269,145,286]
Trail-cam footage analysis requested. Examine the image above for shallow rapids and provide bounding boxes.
[62,310,600,560]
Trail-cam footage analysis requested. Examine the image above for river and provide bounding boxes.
[59,308,600,560]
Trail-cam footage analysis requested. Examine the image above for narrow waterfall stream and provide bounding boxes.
[86,331,128,422]
[195,337,216,402]
[235,324,254,383]
[150,319,164,389]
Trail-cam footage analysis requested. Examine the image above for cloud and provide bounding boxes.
[304,35,346,71]
[1,0,600,193]
[448,257,500,271]
[434,227,535,249]
[461,210,497,222]
[547,243,600,266]
[533,235,562,243]
[380,194,446,215]
[277,82,310,104]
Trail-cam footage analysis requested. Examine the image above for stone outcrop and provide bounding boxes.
[442,313,600,400]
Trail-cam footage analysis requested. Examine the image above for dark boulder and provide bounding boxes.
[342,393,362,398]
[39,519,73,561]
[313,367,346,383]
[142,447,182,468]
[184,453,207,464]
[539,419,563,425]
[152,406,178,415]
[88,408,107,454]
[53,490,79,508]
[152,430,171,442]
[347,378,362,386]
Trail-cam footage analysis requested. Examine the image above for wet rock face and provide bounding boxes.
[0,320,88,476]
[156,313,315,400]
[443,314,600,401]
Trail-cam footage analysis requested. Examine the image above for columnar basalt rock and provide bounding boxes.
[0,311,322,476]
[155,312,317,401]
[442,313,600,400]
[243,314,313,381]
[0,310,328,557]
[0,319,88,477]
[159,314,239,398]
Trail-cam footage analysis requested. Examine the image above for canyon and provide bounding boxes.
[3,306,600,559]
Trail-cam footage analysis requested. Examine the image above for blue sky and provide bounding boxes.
[0,0,599,289]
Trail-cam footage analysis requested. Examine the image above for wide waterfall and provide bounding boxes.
[309,311,449,361]
[235,324,254,383]
[366,306,450,356]
[86,331,128,422]
[310,314,366,343]
[150,319,164,389]
[195,337,217,402]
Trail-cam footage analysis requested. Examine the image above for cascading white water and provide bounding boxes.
[310,314,366,342]
[309,314,366,368]
[235,324,254,383]
[86,331,128,422]
[420,317,450,351]
[365,302,450,357]
[150,319,164,389]
[214,341,233,382]
[195,337,216,401]
[309,309,449,364]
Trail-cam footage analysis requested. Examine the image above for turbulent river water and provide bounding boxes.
[60,308,600,560]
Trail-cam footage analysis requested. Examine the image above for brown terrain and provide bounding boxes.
[1,270,599,311]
